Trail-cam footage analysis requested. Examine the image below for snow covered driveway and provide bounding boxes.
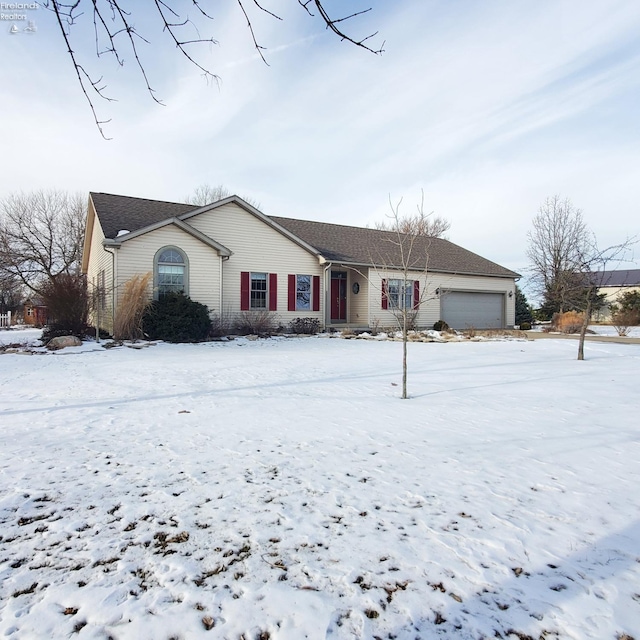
[0,336,638,639]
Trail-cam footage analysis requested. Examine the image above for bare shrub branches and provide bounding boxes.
[375,212,450,239]
[185,184,261,209]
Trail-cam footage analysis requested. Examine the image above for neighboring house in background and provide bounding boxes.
[591,269,640,321]
[81,192,520,334]
[23,297,48,327]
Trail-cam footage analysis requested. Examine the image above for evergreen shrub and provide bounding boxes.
[143,292,211,343]
[290,317,321,334]
[433,320,450,332]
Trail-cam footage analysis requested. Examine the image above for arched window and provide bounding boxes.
[154,247,188,297]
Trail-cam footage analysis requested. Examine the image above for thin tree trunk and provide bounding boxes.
[402,310,408,399]
[577,297,592,361]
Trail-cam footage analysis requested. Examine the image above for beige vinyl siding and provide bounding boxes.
[186,203,324,323]
[116,224,222,312]
[367,270,516,329]
[596,285,640,320]
[84,204,115,333]
[347,268,369,325]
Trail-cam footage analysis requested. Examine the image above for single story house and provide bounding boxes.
[591,269,640,320]
[81,192,520,334]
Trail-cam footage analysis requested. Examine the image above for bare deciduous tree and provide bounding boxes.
[0,270,23,314]
[375,212,451,239]
[372,194,435,398]
[0,190,86,294]
[526,195,590,316]
[185,184,261,209]
[45,1,384,137]
[572,239,633,360]
[526,194,635,360]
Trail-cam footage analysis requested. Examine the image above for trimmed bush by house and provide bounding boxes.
[41,274,90,341]
[289,317,321,335]
[235,310,277,336]
[143,292,211,343]
[433,320,450,332]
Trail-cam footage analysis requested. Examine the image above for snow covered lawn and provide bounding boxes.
[0,335,638,639]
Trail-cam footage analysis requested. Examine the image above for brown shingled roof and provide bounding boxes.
[90,192,519,279]
[271,216,520,278]
[91,192,195,239]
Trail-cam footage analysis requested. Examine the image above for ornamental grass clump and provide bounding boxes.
[113,273,151,341]
[553,311,584,334]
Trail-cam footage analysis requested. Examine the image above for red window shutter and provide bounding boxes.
[381,279,388,309]
[269,273,278,311]
[413,280,420,310]
[288,274,296,311]
[312,275,320,312]
[241,272,250,310]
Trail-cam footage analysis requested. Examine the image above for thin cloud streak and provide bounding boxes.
[0,0,638,275]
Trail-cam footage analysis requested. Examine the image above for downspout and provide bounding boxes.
[104,246,117,334]
[221,255,230,313]
[323,262,332,329]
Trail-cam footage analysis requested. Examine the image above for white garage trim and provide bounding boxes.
[440,290,506,329]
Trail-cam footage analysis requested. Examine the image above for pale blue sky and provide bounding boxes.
[1,0,639,283]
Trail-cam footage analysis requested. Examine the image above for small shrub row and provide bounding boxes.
[433,320,450,332]
[611,309,639,337]
[235,309,278,335]
[289,317,321,335]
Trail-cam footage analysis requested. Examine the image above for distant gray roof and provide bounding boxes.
[90,192,519,279]
[592,269,640,287]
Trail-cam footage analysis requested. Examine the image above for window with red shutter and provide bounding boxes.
[269,273,278,311]
[381,279,388,309]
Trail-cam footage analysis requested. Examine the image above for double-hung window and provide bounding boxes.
[156,247,187,297]
[250,272,267,309]
[296,275,311,310]
[388,279,413,309]
[241,272,277,311]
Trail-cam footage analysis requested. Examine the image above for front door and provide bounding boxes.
[331,271,347,321]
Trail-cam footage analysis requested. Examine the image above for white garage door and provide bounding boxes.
[441,292,504,329]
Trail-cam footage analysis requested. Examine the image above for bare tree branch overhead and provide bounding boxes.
[43,1,383,138]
